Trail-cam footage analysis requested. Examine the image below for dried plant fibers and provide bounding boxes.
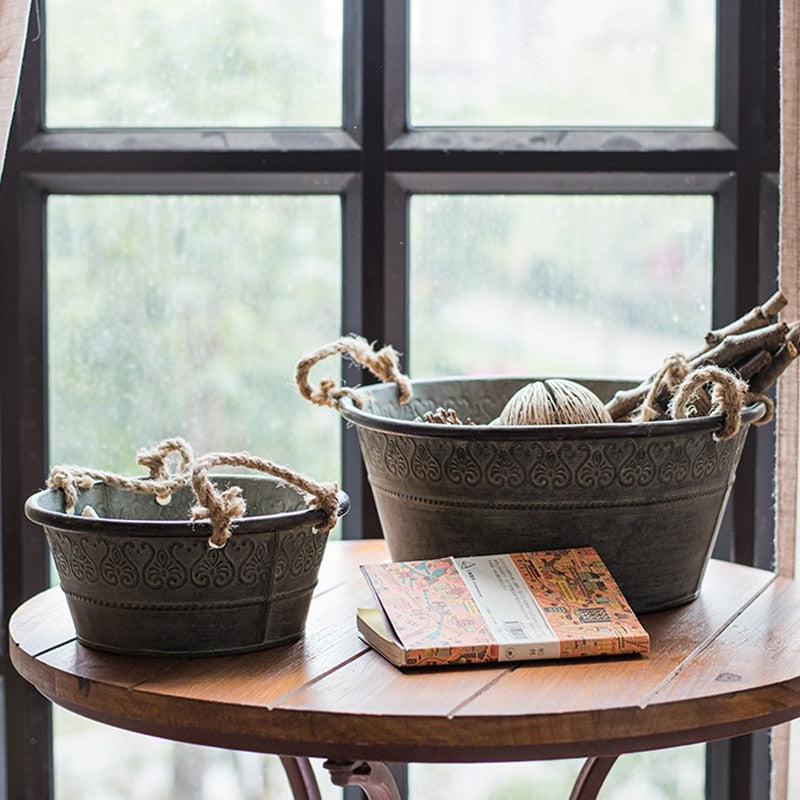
[494,379,613,425]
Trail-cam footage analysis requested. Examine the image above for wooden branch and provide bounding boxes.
[605,324,789,421]
[733,349,773,382]
[606,380,654,421]
[703,289,787,347]
[748,322,800,395]
[605,299,792,422]
[691,322,789,370]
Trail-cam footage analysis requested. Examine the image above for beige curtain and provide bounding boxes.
[774,1,800,796]
[779,0,800,576]
[0,0,31,177]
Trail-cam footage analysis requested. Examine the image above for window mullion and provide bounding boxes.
[0,159,53,800]
[0,4,53,795]
[340,0,394,546]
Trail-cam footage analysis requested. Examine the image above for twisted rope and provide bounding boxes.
[745,391,775,425]
[637,353,691,422]
[136,437,193,482]
[191,452,340,548]
[295,334,412,410]
[46,439,340,550]
[46,466,97,516]
[47,438,194,513]
[669,365,750,440]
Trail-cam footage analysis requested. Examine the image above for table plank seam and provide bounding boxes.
[266,646,373,709]
[313,578,352,598]
[14,637,192,697]
[16,635,77,661]
[122,659,206,691]
[637,572,778,709]
[445,667,518,719]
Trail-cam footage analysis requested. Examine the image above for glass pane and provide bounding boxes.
[54,708,341,800]
[45,0,343,127]
[47,194,341,799]
[47,194,340,476]
[410,0,716,127]
[409,194,712,381]
[409,744,705,798]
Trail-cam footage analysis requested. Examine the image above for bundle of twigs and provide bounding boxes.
[606,290,799,422]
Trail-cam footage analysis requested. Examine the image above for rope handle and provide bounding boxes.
[46,438,340,549]
[191,452,340,548]
[295,334,412,410]
[47,437,194,514]
[668,365,772,440]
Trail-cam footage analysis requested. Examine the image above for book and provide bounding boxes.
[358,547,650,668]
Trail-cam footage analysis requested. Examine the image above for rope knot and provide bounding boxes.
[136,437,194,504]
[46,466,95,514]
[669,365,749,440]
[191,482,247,549]
[372,344,412,403]
[317,376,364,410]
[191,451,341,548]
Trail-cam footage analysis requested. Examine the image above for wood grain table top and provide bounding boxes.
[10,539,800,764]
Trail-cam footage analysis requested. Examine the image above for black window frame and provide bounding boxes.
[0,1,780,798]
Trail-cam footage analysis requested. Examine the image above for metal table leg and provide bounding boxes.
[289,754,615,800]
[280,756,323,800]
[569,756,618,800]
[324,759,403,800]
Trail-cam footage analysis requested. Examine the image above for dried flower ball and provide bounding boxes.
[494,378,613,426]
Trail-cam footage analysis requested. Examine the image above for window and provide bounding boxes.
[0,1,780,798]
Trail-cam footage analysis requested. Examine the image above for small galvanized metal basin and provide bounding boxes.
[338,376,765,613]
[25,476,349,656]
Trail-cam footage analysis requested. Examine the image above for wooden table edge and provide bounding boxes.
[11,636,800,764]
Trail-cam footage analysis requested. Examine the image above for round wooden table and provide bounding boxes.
[10,539,800,800]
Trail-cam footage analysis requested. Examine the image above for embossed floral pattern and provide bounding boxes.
[573,445,616,489]
[143,545,190,590]
[45,526,324,597]
[529,445,572,489]
[385,437,411,478]
[358,427,746,497]
[100,543,139,588]
[485,444,526,489]
[617,441,658,488]
[444,445,482,485]
[410,441,443,482]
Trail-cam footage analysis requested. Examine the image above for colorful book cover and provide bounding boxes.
[358,547,650,668]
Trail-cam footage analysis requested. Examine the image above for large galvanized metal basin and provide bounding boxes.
[339,376,766,613]
[25,476,349,656]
